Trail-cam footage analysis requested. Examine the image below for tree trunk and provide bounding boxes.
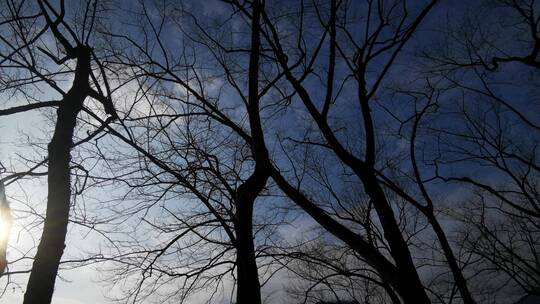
[428,212,476,304]
[359,175,431,304]
[271,167,429,304]
[233,169,267,304]
[23,47,91,304]
[232,1,267,303]
[235,197,262,304]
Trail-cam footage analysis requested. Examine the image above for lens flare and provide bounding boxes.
[0,182,11,274]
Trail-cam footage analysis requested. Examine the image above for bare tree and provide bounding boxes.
[231,0,478,303]
[417,0,540,300]
[100,1,478,303]
[0,1,538,303]
[0,0,116,302]
[61,1,283,303]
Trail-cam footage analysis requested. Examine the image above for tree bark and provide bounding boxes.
[234,186,263,304]
[23,46,91,304]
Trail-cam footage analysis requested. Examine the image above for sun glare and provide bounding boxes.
[0,205,11,273]
[0,211,11,245]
